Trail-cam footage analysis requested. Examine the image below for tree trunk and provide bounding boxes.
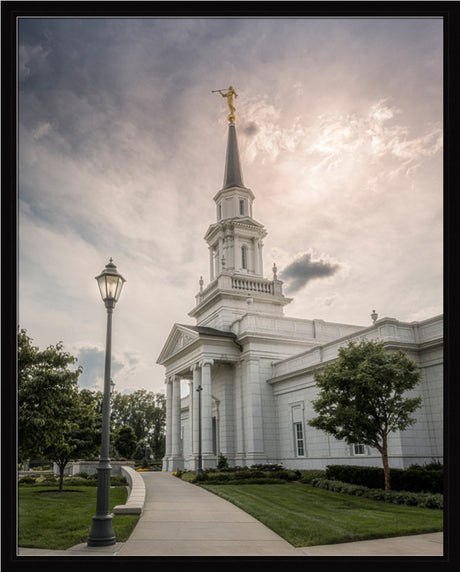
[380,435,391,490]
[58,464,65,492]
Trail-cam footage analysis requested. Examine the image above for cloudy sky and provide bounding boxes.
[18,16,443,396]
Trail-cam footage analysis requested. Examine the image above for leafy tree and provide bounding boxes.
[18,328,82,461]
[308,340,422,490]
[114,425,137,459]
[111,389,166,459]
[44,392,98,491]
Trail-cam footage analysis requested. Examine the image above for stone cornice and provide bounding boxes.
[204,217,266,243]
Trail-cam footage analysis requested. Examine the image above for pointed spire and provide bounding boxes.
[223,123,245,189]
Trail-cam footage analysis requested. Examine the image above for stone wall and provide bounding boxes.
[53,460,135,476]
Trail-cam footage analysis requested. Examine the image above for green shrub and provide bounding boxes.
[299,470,326,484]
[73,472,89,479]
[64,477,97,486]
[217,454,229,470]
[404,493,419,506]
[311,478,443,509]
[18,476,37,485]
[325,464,443,494]
[36,475,57,484]
[250,463,284,472]
[110,475,128,486]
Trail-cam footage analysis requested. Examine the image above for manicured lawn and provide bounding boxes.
[201,483,443,547]
[18,486,139,550]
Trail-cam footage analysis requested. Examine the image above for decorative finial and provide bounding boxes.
[272,263,278,280]
[212,86,238,123]
[371,309,378,324]
[199,276,204,292]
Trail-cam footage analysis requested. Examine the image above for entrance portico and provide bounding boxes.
[158,323,242,471]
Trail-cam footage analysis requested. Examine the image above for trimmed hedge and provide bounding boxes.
[312,478,443,509]
[19,475,128,487]
[299,470,327,484]
[325,464,443,494]
[184,468,298,485]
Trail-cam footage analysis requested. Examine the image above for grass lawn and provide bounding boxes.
[201,483,443,547]
[18,485,139,550]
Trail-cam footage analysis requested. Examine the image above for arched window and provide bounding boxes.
[241,245,248,269]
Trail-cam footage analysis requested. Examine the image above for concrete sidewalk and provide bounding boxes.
[18,471,444,557]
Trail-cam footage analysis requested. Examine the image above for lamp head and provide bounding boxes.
[95,258,126,305]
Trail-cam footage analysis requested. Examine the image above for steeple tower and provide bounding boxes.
[189,89,292,330]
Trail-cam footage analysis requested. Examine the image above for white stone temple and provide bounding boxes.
[157,103,443,473]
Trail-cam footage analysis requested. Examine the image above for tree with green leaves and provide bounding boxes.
[308,340,422,490]
[110,389,166,460]
[44,392,98,491]
[18,328,100,490]
[114,425,137,459]
[18,328,83,461]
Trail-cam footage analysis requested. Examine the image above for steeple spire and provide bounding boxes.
[223,123,245,189]
[212,86,245,190]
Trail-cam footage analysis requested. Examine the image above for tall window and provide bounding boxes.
[241,245,248,269]
[353,444,365,455]
[294,422,305,456]
[239,199,245,215]
[217,204,222,220]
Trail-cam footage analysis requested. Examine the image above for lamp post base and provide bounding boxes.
[87,515,116,547]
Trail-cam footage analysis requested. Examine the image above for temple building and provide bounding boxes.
[157,92,443,472]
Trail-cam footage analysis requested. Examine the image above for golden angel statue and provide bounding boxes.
[212,86,238,122]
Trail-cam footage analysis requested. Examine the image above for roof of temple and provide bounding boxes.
[177,324,237,339]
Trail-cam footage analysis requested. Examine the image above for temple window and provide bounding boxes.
[241,245,248,269]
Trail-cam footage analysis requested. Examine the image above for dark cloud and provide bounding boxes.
[77,345,125,389]
[242,121,259,137]
[280,252,340,294]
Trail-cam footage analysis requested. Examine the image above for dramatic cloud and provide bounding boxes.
[17,17,443,394]
[280,252,341,294]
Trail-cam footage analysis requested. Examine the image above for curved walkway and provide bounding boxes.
[18,471,444,557]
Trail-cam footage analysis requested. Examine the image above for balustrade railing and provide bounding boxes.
[231,277,274,294]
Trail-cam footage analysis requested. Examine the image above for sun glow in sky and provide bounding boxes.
[18,16,443,394]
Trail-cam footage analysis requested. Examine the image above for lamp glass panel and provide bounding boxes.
[115,276,124,302]
[105,275,120,300]
[97,275,108,300]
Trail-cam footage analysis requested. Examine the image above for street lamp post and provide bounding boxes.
[88,258,126,547]
[196,384,203,474]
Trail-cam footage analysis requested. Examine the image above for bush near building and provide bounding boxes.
[311,478,443,509]
[325,463,443,494]
[177,463,299,484]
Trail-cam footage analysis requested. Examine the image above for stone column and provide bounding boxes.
[258,240,264,276]
[234,361,245,465]
[191,364,201,463]
[163,377,173,470]
[243,357,265,464]
[171,375,182,469]
[188,380,194,462]
[201,359,214,463]
[209,247,214,281]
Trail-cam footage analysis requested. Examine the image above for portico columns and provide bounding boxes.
[171,375,183,469]
[200,359,215,463]
[162,378,173,470]
[191,364,201,462]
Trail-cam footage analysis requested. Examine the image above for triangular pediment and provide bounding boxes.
[156,324,199,364]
